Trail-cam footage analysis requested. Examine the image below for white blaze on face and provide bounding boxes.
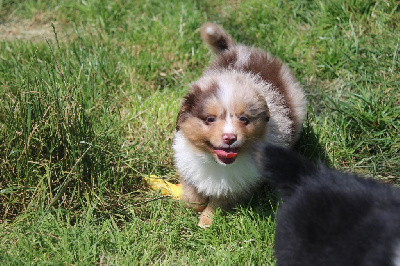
[217,81,236,136]
[223,114,235,135]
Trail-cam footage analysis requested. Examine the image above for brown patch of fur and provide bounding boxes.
[176,83,219,130]
[211,49,238,69]
[248,51,298,132]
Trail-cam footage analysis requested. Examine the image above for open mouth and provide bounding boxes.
[213,147,239,164]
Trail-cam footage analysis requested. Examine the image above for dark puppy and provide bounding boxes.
[259,145,400,266]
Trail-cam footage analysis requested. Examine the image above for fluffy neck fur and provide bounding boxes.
[173,131,263,198]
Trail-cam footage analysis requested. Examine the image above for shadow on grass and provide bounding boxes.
[296,116,331,166]
[248,185,280,219]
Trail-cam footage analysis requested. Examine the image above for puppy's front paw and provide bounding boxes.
[198,217,212,228]
[198,209,213,228]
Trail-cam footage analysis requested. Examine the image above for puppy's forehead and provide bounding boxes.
[198,76,250,97]
[216,80,234,109]
[194,77,257,115]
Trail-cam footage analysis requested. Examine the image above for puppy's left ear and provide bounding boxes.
[175,85,202,131]
[257,97,270,122]
[176,100,190,131]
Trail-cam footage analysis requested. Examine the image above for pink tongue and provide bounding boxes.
[214,150,238,159]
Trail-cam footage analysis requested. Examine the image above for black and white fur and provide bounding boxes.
[258,145,400,266]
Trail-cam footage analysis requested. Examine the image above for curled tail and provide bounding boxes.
[257,145,319,199]
[200,23,235,54]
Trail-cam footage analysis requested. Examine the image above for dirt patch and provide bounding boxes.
[0,20,59,42]
[0,11,71,43]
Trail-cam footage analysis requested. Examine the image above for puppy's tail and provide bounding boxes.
[200,23,235,54]
[257,145,318,198]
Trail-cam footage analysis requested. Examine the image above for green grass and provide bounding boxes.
[0,0,399,264]
[0,195,277,264]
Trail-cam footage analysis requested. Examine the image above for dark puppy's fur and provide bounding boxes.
[259,145,400,266]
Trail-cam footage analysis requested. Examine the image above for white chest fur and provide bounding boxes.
[173,131,263,198]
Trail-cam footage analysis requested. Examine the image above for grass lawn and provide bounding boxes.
[0,0,399,264]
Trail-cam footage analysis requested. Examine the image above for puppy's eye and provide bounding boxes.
[239,116,250,125]
[205,116,216,124]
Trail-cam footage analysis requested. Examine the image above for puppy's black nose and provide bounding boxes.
[222,133,237,145]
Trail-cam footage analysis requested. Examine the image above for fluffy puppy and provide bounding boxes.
[258,145,400,266]
[173,23,307,227]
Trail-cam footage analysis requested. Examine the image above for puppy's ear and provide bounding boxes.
[253,94,270,122]
[265,110,270,122]
[176,85,202,131]
[260,99,270,122]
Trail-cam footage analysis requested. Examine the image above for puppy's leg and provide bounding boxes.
[181,180,208,212]
[198,197,229,228]
[198,201,216,228]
